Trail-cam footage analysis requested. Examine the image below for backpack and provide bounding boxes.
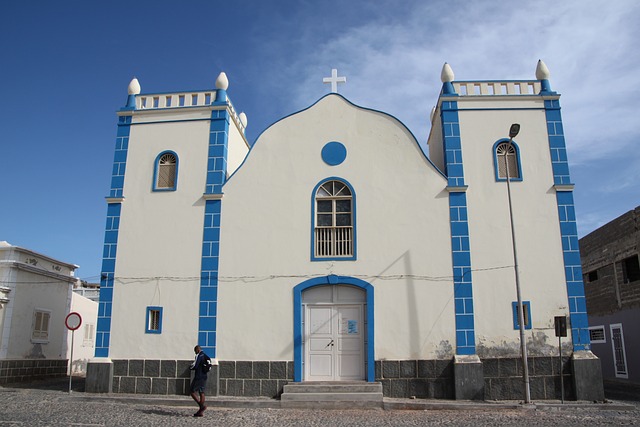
[201,353,212,373]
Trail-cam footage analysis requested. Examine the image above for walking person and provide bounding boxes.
[189,345,211,417]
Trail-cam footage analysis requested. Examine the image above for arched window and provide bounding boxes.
[313,179,355,260]
[493,140,522,181]
[153,151,178,191]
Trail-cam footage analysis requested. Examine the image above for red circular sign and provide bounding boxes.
[65,312,82,331]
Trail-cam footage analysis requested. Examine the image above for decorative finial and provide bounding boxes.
[536,60,554,94]
[215,72,229,90]
[124,77,140,109]
[440,63,457,95]
[323,68,347,93]
[536,60,550,80]
[239,112,248,129]
[441,63,454,83]
[128,77,141,95]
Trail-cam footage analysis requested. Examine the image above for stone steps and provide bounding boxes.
[280,381,383,409]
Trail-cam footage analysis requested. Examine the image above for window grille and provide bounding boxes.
[610,324,628,378]
[588,326,606,344]
[314,181,353,258]
[156,153,177,189]
[32,311,50,341]
[146,307,163,334]
[496,142,519,179]
[149,310,160,330]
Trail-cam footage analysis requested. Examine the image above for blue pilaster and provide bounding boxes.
[545,100,571,186]
[95,114,131,357]
[544,99,590,351]
[198,104,230,357]
[441,101,476,355]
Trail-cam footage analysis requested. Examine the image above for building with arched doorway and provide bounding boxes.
[86,63,603,401]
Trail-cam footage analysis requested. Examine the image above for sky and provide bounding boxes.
[2,0,639,282]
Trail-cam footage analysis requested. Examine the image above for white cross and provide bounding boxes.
[323,68,346,93]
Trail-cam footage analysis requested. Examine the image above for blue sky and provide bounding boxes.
[2,1,639,282]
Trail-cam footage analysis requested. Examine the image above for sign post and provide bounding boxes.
[554,316,567,403]
[65,312,82,393]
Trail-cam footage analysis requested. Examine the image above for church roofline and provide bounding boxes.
[225,93,447,187]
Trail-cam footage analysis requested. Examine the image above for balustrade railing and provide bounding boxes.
[315,227,353,257]
[134,90,246,133]
[451,81,541,96]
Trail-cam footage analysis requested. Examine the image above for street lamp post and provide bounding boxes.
[504,123,531,404]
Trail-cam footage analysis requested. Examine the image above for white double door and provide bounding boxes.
[305,304,364,381]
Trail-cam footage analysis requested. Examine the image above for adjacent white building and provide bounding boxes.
[0,241,97,383]
[87,62,603,400]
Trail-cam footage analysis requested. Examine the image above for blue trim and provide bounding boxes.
[124,94,136,110]
[145,306,163,334]
[293,276,374,382]
[543,97,589,351]
[440,101,476,355]
[442,82,457,95]
[310,177,357,261]
[455,79,539,84]
[95,115,132,357]
[544,100,573,186]
[492,139,523,182]
[215,89,227,103]
[539,79,556,95]
[456,108,547,112]
[107,116,132,199]
[556,191,590,351]
[321,141,347,166]
[197,107,230,358]
[152,150,179,192]
[511,301,532,330]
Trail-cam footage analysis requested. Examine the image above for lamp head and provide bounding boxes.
[509,123,520,138]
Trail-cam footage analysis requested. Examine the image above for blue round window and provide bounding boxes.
[321,141,347,166]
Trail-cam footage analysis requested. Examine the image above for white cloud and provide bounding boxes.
[268,0,639,163]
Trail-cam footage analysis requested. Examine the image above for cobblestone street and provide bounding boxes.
[1,380,638,426]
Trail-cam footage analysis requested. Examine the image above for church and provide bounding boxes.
[86,61,603,401]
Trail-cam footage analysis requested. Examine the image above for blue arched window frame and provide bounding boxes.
[152,150,179,191]
[310,177,357,261]
[492,139,523,182]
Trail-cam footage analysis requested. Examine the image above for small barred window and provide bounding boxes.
[496,143,519,179]
[155,152,177,190]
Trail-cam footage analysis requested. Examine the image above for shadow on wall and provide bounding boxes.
[372,250,455,359]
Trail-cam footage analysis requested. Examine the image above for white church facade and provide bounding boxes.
[86,62,603,400]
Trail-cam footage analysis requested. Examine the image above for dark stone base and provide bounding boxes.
[483,355,574,400]
[375,359,455,399]
[0,359,67,385]
[111,359,192,395]
[454,355,484,400]
[97,355,599,401]
[572,351,605,401]
[378,356,575,400]
[86,359,113,393]
[107,359,293,397]
[218,360,294,398]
